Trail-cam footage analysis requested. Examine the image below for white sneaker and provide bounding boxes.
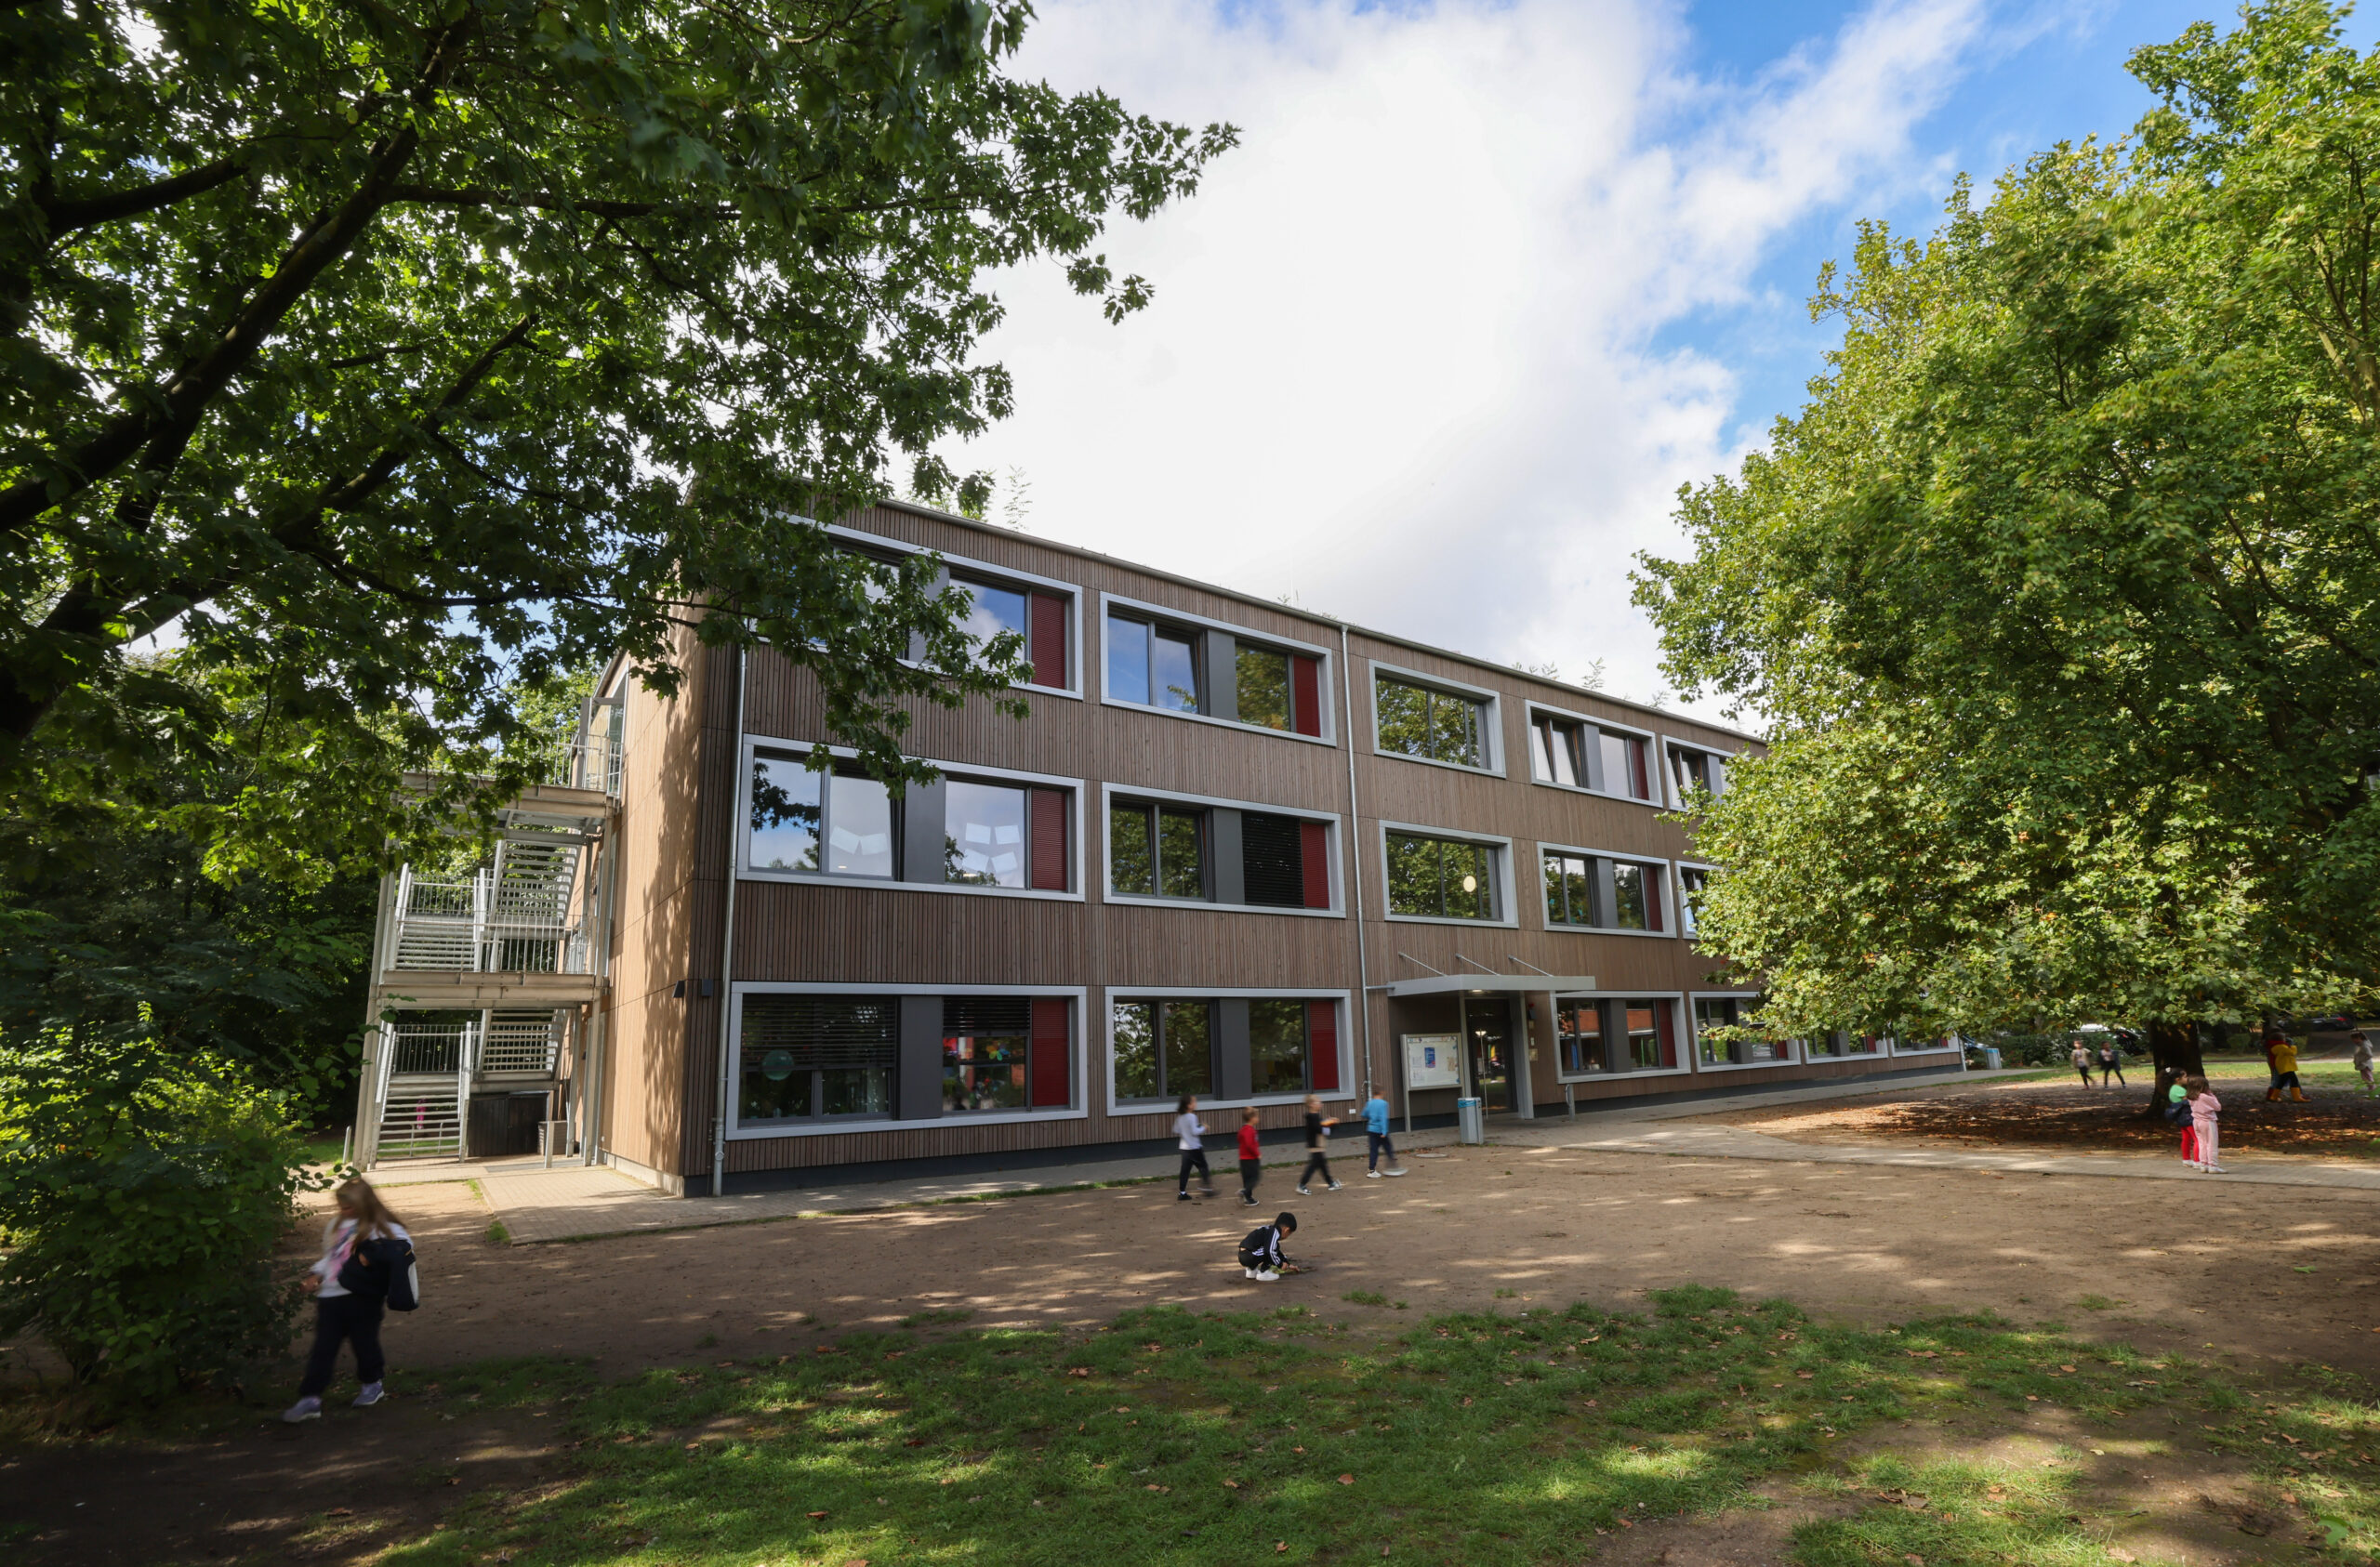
[1252,1271,1279,1283]
[1244,1267,1259,1279]
[281,1396,322,1423]
[1366,1170,1383,1179]
[1296,1185,1310,1195]
[1327,1181,1342,1192]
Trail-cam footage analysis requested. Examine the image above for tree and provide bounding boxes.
[1633,1,2380,1097]
[2,0,1235,875]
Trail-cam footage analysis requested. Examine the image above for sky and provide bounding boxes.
[945,0,2372,726]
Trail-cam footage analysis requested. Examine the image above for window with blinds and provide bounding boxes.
[1240,813,1305,907]
[737,995,897,1122]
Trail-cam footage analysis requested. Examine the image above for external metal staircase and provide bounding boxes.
[354,728,620,1168]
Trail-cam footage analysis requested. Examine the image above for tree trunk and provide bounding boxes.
[2142,1019,2204,1117]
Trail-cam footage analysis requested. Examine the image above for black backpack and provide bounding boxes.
[337,1233,422,1311]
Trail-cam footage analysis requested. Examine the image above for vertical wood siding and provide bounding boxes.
[609,505,1902,1181]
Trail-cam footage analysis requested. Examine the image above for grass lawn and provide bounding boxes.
[270,1286,2380,1567]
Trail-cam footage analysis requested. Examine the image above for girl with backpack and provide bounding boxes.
[283,1178,414,1422]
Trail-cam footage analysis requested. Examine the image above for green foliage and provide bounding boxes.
[1635,2,2380,1040]
[0,1026,317,1401]
[0,654,374,1117]
[0,0,1236,875]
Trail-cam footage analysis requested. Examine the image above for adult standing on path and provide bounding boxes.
[1174,1094,1217,1202]
[2354,1031,2374,1098]
[2266,1033,2307,1103]
[2096,1040,2126,1086]
[2071,1040,2096,1087]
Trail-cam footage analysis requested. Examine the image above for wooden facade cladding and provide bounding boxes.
[592,501,1924,1191]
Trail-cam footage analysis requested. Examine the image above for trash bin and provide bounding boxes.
[1983,1047,2003,1071]
[1457,1096,1486,1144]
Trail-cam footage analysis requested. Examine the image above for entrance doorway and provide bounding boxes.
[1461,995,1517,1113]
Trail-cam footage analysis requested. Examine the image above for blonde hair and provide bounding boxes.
[329,1177,405,1243]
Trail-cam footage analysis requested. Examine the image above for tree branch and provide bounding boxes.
[0,8,480,546]
[41,156,252,240]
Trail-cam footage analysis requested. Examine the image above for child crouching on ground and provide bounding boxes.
[1239,1211,1298,1282]
[2186,1075,2226,1173]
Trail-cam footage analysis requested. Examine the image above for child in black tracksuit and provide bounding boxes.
[1239,1212,1297,1282]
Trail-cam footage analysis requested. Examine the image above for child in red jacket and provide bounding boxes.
[1237,1108,1263,1207]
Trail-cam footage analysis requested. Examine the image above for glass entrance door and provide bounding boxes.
[1462,995,1515,1113]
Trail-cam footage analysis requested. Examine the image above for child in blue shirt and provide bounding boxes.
[1362,1093,1406,1178]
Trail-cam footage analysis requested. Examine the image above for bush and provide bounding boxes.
[0,1027,319,1401]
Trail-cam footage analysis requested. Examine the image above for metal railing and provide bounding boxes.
[390,837,590,974]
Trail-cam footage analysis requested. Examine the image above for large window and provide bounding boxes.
[940,995,1072,1113]
[1530,715,1585,787]
[1611,861,1661,931]
[1111,798,1331,910]
[1669,744,1729,800]
[1558,999,1604,1073]
[1600,729,1654,800]
[1559,998,1673,1074]
[1236,644,1291,731]
[1540,849,1666,933]
[1679,867,1710,938]
[1696,995,1779,1065]
[1114,999,1213,1100]
[1106,612,1201,712]
[1376,675,1487,768]
[747,752,897,878]
[1386,831,1498,920]
[1622,1003,1670,1069]
[1110,802,1206,899]
[738,995,898,1122]
[1250,999,1314,1095]
[1542,851,1596,928]
[747,749,1071,892]
[1114,996,1338,1102]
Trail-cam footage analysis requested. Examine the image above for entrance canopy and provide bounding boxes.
[1383,974,1595,997]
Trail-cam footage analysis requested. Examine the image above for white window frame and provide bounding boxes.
[1095,591,1339,745]
[1675,859,1718,942]
[1658,732,1741,810]
[736,736,1086,902]
[1368,660,1505,777]
[1522,702,1663,808]
[1548,992,1692,1084]
[725,982,1091,1139]
[1097,783,1345,917]
[827,521,1086,701]
[1530,842,1680,940]
[1687,990,1800,1073]
[1102,987,1356,1116]
[1886,1034,1964,1057]
[1377,820,1518,928]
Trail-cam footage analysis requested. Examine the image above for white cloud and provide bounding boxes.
[949,0,1991,720]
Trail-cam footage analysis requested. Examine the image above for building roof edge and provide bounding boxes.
[870,495,1767,748]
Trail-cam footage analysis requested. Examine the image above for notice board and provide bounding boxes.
[1402,1033,1462,1090]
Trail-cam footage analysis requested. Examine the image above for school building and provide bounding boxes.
[349,501,1956,1189]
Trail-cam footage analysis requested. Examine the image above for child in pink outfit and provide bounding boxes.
[2186,1076,2226,1173]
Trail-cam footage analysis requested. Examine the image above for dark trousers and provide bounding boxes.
[299,1293,386,1396]
[2076,1066,2093,1086]
[1368,1131,1395,1170]
[1178,1149,1211,1194]
[2101,1061,2125,1085]
[1300,1150,1332,1187]
[1239,1157,1262,1201]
